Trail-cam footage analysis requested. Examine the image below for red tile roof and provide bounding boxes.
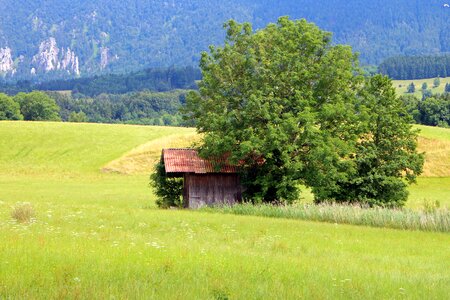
[162,148,238,174]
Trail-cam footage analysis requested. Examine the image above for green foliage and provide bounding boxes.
[68,111,88,123]
[419,94,450,127]
[52,89,188,126]
[361,65,378,76]
[406,82,415,93]
[421,89,433,100]
[315,75,424,207]
[0,93,22,120]
[187,19,425,206]
[400,95,420,123]
[150,160,183,208]
[379,54,450,80]
[445,83,450,93]
[421,82,428,90]
[400,93,450,127]
[0,67,200,97]
[433,77,441,88]
[186,17,362,203]
[13,91,61,121]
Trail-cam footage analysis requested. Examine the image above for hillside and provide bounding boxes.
[0,121,449,298]
[0,122,446,210]
[0,121,448,207]
[0,0,449,80]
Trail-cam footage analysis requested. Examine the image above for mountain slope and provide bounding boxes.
[0,0,449,80]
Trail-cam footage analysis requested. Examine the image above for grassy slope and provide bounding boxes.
[409,125,450,208]
[393,76,450,97]
[0,121,195,208]
[0,121,449,298]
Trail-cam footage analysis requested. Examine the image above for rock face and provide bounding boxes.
[32,38,80,75]
[59,48,80,75]
[100,47,109,70]
[0,47,15,74]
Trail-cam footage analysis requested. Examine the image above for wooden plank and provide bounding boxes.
[186,174,242,208]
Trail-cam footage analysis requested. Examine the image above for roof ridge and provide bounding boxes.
[162,148,238,174]
[164,148,197,150]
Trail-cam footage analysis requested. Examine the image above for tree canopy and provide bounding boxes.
[379,54,450,80]
[13,91,61,121]
[315,76,424,206]
[185,17,423,206]
[0,93,22,120]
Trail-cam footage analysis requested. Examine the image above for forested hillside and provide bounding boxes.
[0,67,200,96]
[380,54,450,79]
[0,0,449,81]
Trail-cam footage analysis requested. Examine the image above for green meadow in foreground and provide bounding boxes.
[0,121,449,298]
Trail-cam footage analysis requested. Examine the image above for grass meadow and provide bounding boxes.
[392,76,450,97]
[0,121,449,298]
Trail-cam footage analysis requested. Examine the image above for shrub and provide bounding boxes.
[150,160,183,208]
[11,202,36,223]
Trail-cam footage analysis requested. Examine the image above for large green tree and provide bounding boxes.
[315,75,424,206]
[13,91,61,121]
[186,17,424,206]
[185,17,363,203]
[0,93,23,120]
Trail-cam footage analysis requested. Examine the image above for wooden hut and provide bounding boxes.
[162,148,242,208]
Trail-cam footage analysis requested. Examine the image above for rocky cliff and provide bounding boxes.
[0,47,15,74]
[32,38,80,76]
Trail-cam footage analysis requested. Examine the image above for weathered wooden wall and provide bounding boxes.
[184,174,241,208]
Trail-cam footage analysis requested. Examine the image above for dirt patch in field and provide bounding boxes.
[102,133,200,175]
[418,136,450,177]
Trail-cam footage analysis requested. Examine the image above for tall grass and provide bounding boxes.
[202,203,450,232]
[10,202,35,223]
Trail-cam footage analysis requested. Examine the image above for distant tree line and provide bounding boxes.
[2,86,449,128]
[0,90,190,126]
[379,54,450,80]
[0,66,201,97]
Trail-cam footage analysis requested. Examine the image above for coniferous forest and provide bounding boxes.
[379,54,450,80]
[0,67,200,96]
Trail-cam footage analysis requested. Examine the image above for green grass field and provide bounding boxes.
[393,76,450,97]
[1,121,449,298]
